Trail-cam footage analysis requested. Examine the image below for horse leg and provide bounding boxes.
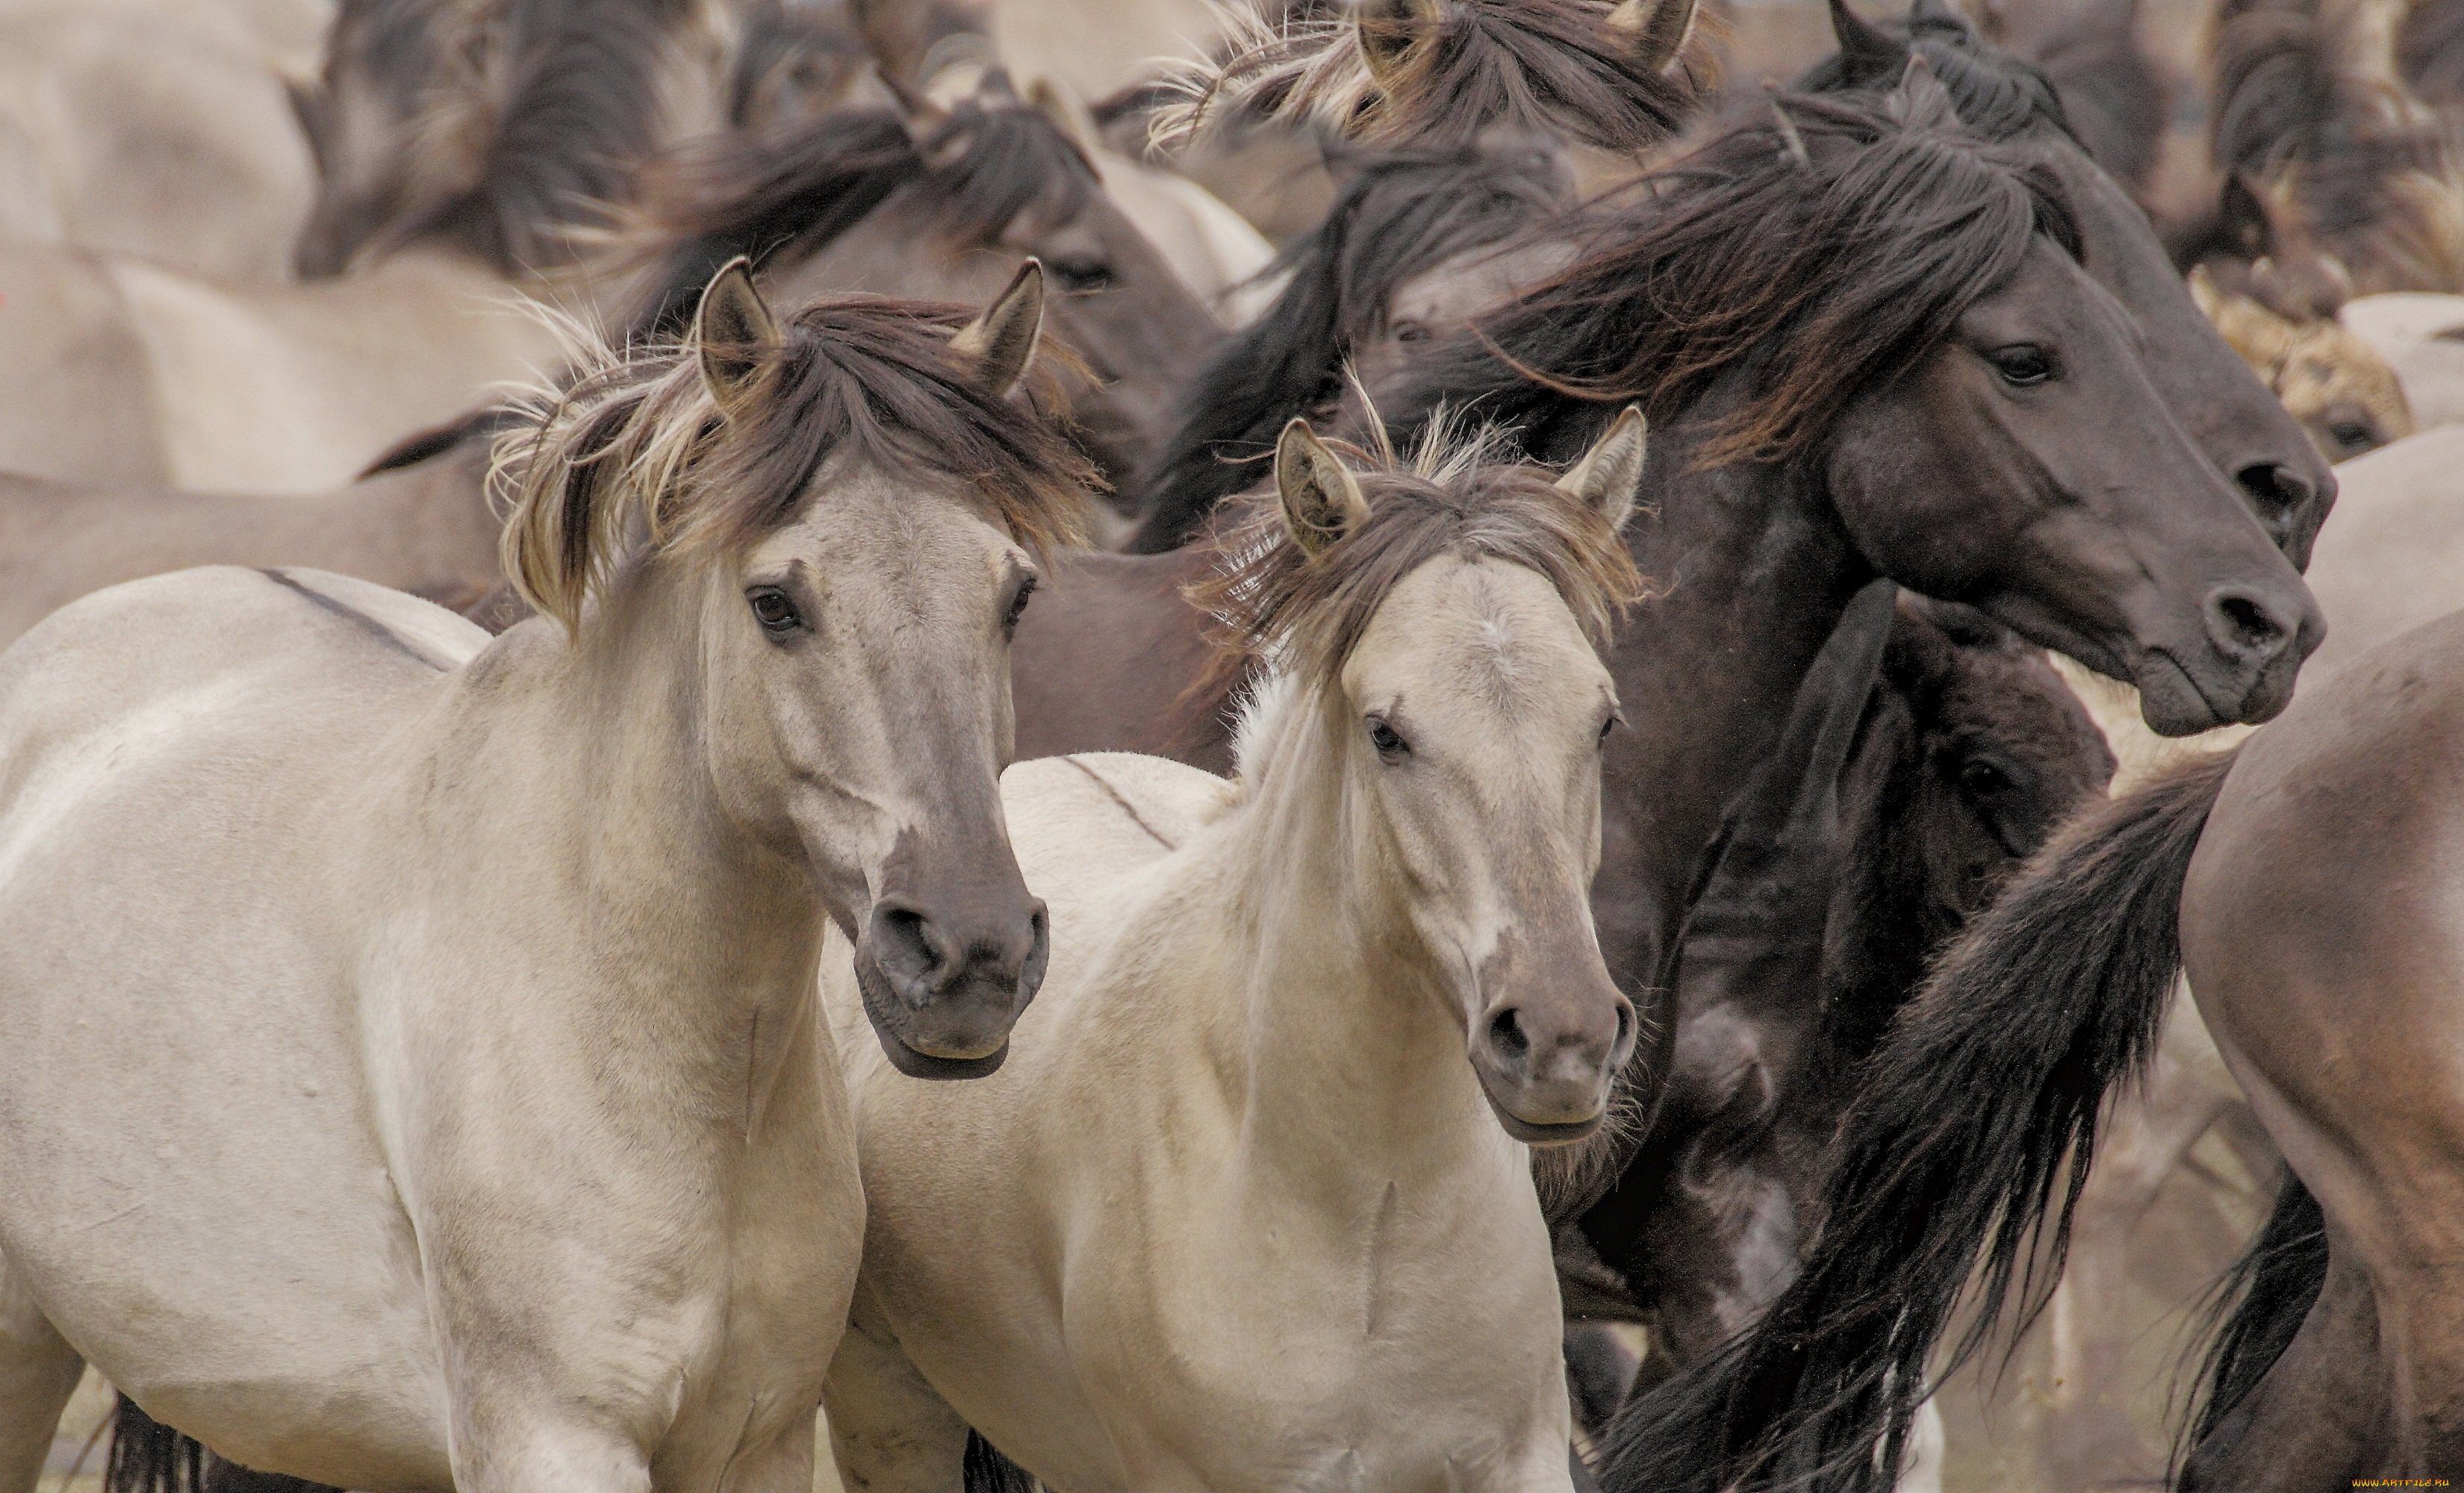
[822,1293,971,1493]
[0,1250,84,1493]
[2180,1247,2383,1491]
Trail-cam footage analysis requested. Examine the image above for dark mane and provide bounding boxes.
[1130,137,1571,553]
[2009,0,2169,192]
[316,0,703,274]
[1794,0,2076,145]
[1373,83,2081,469]
[499,297,1093,629]
[626,81,1098,340]
[1157,0,1694,155]
[1188,430,1644,688]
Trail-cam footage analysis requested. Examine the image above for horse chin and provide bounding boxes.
[1479,1087,1607,1147]
[853,948,1014,1081]
[876,1029,1011,1081]
[2134,646,2265,737]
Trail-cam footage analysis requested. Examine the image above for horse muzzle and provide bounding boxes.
[853,892,1049,1080]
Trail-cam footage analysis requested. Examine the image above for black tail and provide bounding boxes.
[2175,1173,2328,1474]
[108,1396,332,1493]
[107,1397,205,1493]
[962,1430,1039,1493]
[1599,746,2241,1493]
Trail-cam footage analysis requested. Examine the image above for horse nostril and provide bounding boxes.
[872,903,954,994]
[2236,461,2306,513]
[1613,1002,1634,1052]
[1488,1009,1531,1064]
[2206,588,2292,662]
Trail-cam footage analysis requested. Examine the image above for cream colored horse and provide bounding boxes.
[0,416,500,649]
[0,240,561,491]
[2343,290,2464,432]
[821,411,1650,1493]
[0,265,1082,1493]
[0,0,318,283]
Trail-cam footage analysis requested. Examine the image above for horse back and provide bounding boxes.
[0,564,485,829]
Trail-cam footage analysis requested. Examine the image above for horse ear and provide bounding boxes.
[1887,53,1961,128]
[1026,77,1093,152]
[1607,0,1699,73]
[1275,418,1369,555]
[1557,406,1648,533]
[952,259,1045,396]
[1357,0,1441,91]
[1827,0,1906,78]
[694,257,782,413]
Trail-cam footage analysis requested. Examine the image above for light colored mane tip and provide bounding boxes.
[1186,416,1648,691]
[1226,668,1302,787]
[1146,3,1369,152]
[489,296,1095,635]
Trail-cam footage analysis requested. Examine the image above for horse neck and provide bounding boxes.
[1595,393,1873,994]
[1197,687,1508,1194]
[453,564,824,1040]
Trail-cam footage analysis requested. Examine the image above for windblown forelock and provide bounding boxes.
[1385,90,2078,467]
[1187,428,1646,691]
[494,298,1093,632]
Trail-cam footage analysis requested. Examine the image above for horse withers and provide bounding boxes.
[0,265,1084,1493]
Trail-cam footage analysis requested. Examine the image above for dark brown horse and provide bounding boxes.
[624,69,1225,501]
[1598,609,2464,1493]
[1575,585,2113,1409]
[1363,72,2314,1218]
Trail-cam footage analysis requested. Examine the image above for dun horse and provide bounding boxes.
[0,266,1083,1493]
[822,411,1649,1493]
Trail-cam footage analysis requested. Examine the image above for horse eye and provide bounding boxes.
[1598,711,1622,746]
[1367,716,1410,761]
[1002,574,1037,638]
[2330,420,2376,453]
[1959,758,2010,795]
[1990,344,2053,387]
[1049,258,1115,293]
[747,586,803,636]
[1393,320,1431,344]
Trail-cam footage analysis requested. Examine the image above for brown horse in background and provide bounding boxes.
[623,69,1225,509]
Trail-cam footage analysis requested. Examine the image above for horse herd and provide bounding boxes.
[3,0,2464,1490]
